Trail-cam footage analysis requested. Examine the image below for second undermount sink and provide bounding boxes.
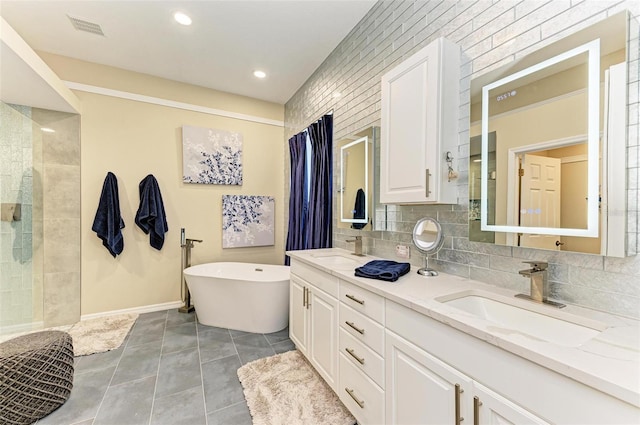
[310,253,362,266]
[436,291,607,347]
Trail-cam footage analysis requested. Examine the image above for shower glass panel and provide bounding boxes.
[0,102,44,335]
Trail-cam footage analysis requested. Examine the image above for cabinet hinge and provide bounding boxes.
[519,168,525,177]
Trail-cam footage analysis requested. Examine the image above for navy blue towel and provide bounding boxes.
[135,174,168,250]
[355,260,411,282]
[351,188,366,230]
[91,172,125,257]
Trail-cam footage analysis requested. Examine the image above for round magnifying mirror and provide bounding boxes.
[412,217,444,277]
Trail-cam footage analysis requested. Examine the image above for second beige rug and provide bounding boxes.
[69,313,138,356]
[237,350,355,425]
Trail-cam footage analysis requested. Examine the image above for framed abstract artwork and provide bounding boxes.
[182,125,243,185]
[222,195,275,248]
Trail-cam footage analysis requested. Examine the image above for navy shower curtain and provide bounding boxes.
[305,115,333,249]
[285,114,333,264]
[285,132,308,265]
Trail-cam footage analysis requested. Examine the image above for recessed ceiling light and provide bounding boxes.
[253,70,267,79]
[40,127,55,133]
[174,12,192,26]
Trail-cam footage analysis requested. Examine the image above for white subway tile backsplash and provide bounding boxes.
[285,0,640,318]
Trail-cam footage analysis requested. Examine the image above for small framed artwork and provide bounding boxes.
[222,195,275,248]
[182,125,243,185]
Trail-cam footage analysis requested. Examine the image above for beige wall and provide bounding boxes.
[42,54,285,315]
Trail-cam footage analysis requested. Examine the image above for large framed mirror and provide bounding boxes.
[469,11,629,256]
[338,127,376,231]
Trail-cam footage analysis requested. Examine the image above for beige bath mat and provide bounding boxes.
[237,350,355,425]
[68,313,138,356]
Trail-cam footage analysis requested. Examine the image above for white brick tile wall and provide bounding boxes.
[285,0,640,318]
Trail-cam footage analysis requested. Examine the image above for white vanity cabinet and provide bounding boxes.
[385,300,640,425]
[380,36,460,205]
[289,261,339,391]
[338,280,386,425]
[386,330,549,424]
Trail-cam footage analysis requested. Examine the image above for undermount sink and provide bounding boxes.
[310,253,362,266]
[436,291,607,347]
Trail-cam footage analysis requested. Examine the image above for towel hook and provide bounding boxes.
[445,151,458,182]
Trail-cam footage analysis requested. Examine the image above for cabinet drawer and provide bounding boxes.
[339,353,385,425]
[339,280,385,324]
[290,259,339,298]
[339,328,384,388]
[340,303,385,356]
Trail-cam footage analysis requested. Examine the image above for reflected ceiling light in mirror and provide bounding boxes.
[173,12,192,26]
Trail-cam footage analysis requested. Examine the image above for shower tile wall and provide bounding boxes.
[284,1,640,318]
[0,103,38,330]
[34,108,81,328]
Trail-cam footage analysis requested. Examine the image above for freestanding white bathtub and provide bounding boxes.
[183,262,290,334]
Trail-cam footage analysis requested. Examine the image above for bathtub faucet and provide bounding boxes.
[184,238,203,249]
[180,228,203,314]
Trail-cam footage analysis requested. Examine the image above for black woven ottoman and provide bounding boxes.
[0,330,74,425]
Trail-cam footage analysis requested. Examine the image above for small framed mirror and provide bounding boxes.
[412,217,444,277]
[338,129,374,230]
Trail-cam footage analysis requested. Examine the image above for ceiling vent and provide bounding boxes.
[67,15,105,36]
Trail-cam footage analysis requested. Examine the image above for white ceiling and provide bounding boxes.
[0,0,376,105]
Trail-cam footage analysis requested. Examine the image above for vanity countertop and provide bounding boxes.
[287,248,640,408]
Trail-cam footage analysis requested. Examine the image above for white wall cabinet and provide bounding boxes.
[289,272,339,391]
[380,37,460,204]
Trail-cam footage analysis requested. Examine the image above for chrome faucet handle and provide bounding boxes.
[522,261,547,271]
[346,236,362,242]
[186,238,203,243]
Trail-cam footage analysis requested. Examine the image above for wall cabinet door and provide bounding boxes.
[380,37,460,205]
[386,330,471,425]
[289,275,308,355]
[308,285,339,390]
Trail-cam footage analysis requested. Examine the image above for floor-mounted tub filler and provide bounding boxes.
[183,262,290,334]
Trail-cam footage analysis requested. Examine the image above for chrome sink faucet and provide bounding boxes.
[346,235,364,256]
[516,261,565,308]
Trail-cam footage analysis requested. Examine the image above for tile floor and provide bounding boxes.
[36,308,295,425]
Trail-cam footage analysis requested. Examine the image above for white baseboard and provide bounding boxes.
[81,301,184,321]
[0,321,44,337]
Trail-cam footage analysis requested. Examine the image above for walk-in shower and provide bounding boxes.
[0,102,81,336]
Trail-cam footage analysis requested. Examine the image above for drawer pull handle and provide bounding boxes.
[345,348,365,365]
[345,321,365,335]
[345,294,365,305]
[455,383,464,425]
[473,396,482,425]
[345,387,365,408]
[303,287,307,307]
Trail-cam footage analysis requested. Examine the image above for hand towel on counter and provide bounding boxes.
[92,172,125,257]
[355,260,411,282]
[135,174,168,250]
